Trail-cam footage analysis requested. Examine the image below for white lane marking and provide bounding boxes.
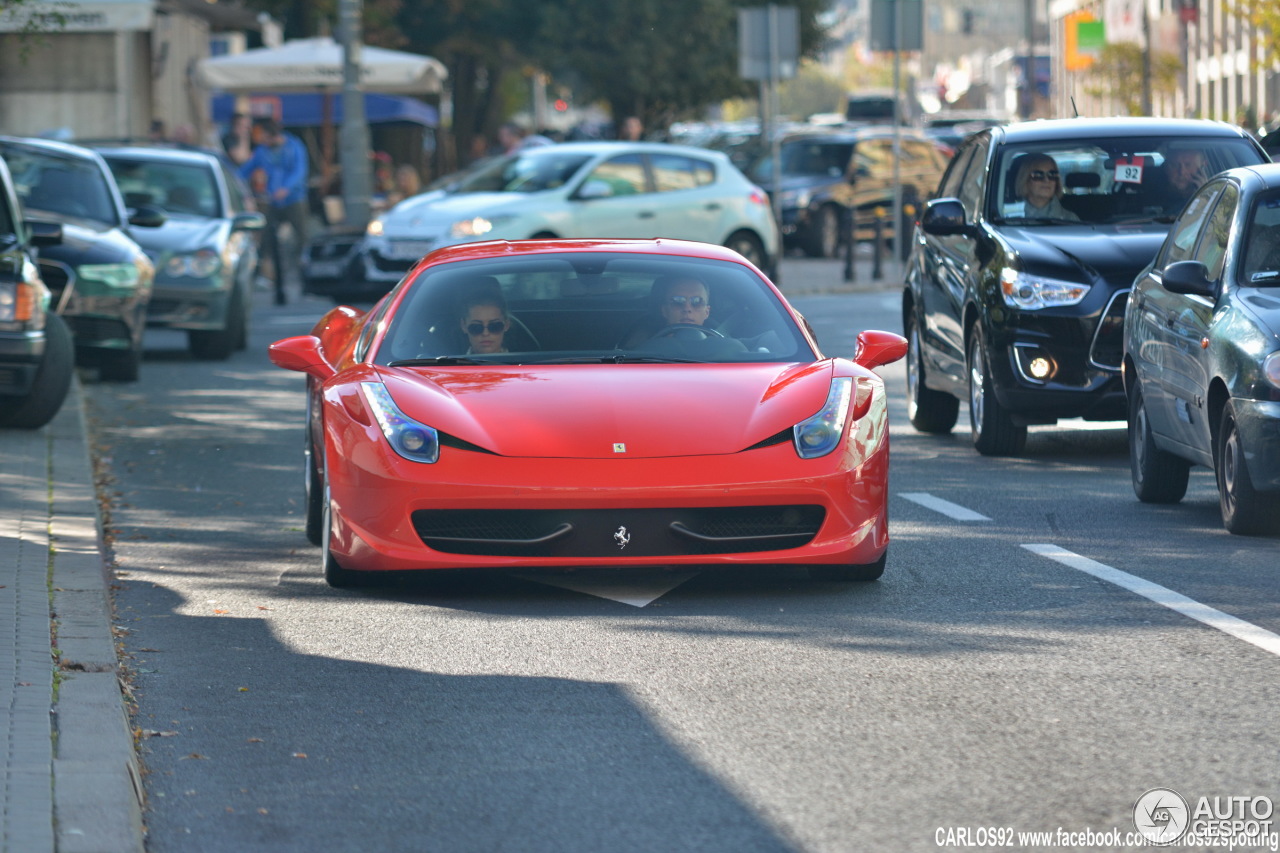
[1024,544,1280,659]
[899,492,991,521]
[518,569,698,607]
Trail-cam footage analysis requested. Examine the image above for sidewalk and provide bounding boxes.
[1,376,144,853]
[774,249,905,296]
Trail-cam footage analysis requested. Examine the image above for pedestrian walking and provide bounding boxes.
[238,118,309,305]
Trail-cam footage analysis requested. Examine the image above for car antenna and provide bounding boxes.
[1071,97,1080,118]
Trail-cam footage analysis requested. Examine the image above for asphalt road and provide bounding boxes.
[82,261,1280,852]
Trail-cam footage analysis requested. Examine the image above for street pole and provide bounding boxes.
[338,0,372,228]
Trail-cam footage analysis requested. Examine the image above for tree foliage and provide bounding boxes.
[1229,0,1280,71]
[1082,42,1180,116]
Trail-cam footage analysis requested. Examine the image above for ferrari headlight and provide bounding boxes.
[164,249,222,278]
[1000,268,1090,310]
[78,263,141,289]
[362,381,439,464]
[450,214,515,238]
[1263,352,1280,392]
[793,377,853,459]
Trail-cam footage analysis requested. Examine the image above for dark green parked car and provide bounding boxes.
[0,136,163,382]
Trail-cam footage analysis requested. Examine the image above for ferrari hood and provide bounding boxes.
[377,362,835,458]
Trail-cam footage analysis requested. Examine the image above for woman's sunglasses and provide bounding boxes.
[1028,170,1060,182]
[666,295,707,308]
[466,320,506,336]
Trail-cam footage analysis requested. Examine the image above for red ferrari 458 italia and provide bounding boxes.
[269,238,906,587]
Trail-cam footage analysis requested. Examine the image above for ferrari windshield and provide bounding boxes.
[375,252,817,365]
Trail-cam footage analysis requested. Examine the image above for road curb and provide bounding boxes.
[49,376,146,853]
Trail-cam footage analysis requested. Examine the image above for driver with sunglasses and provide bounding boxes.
[1015,154,1079,222]
[459,292,511,354]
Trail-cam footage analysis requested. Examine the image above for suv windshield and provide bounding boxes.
[991,136,1266,225]
[0,146,118,227]
[748,140,854,181]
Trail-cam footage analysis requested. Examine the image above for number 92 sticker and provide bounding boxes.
[1115,156,1144,184]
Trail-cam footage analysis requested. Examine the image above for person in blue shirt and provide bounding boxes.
[239,118,309,305]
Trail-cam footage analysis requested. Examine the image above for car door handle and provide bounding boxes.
[705,203,722,211]
[638,211,656,219]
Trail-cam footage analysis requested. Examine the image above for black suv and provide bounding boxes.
[0,154,71,429]
[0,136,164,382]
[903,118,1269,455]
[747,127,947,258]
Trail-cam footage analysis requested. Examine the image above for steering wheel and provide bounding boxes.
[649,323,726,341]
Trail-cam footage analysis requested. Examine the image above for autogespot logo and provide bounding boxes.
[1134,787,1191,844]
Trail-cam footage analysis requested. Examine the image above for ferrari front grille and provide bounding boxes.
[411,505,826,558]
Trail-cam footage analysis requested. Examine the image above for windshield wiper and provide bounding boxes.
[388,356,490,366]
[534,354,710,364]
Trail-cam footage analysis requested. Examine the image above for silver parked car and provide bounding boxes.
[95,144,265,360]
[303,141,780,304]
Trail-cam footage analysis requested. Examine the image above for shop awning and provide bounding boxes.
[211,92,439,128]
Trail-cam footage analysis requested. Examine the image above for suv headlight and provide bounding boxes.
[780,188,812,210]
[1000,268,1090,310]
[77,263,141,289]
[164,249,222,279]
[1264,352,1280,392]
[793,378,853,459]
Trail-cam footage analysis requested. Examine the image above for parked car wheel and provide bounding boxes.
[188,288,245,360]
[97,344,141,383]
[905,311,958,433]
[725,231,766,270]
[968,328,1026,456]
[0,313,73,430]
[803,205,841,258]
[1128,381,1190,503]
[1216,402,1279,535]
[809,552,887,581]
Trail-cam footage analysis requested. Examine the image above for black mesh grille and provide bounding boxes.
[370,250,417,274]
[412,505,826,558]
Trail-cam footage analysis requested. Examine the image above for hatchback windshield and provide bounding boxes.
[103,157,221,218]
[455,151,594,194]
[375,253,815,366]
[0,146,118,227]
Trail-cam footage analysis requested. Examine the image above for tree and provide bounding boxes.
[1083,43,1180,116]
[1229,0,1280,70]
[533,0,831,132]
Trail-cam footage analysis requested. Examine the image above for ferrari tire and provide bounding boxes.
[304,399,324,546]
[810,552,887,582]
[905,312,958,434]
[320,479,363,588]
[967,329,1026,456]
[1216,402,1280,535]
[1129,380,1190,504]
[0,313,73,430]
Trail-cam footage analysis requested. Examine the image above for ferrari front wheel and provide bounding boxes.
[320,479,362,588]
[809,552,887,582]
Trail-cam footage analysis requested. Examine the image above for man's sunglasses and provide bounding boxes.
[1028,170,1060,182]
[466,320,506,335]
[666,295,707,308]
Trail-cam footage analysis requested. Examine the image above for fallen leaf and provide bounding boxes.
[292,752,307,759]
[238,687,249,692]
[179,753,208,760]
[213,609,229,615]
[141,730,179,738]
[247,738,263,743]
[139,648,160,652]
[256,606,273,611]
[258,808,269,815]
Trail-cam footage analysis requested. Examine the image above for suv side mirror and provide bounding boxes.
[231,212,266,232]
[129,204,167,228]
[920,198,971,237]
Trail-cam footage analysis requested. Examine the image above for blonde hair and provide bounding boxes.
[1016,154,1063,201]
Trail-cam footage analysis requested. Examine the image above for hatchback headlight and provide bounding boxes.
[1000,268,1090,310]
[793,378,853,459]
[78,263,141,289]
[164,249,222,279]
[1264,352,1280,392]
[367,217,385,237]
[450,214,515,238]
[362,381,439,463]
